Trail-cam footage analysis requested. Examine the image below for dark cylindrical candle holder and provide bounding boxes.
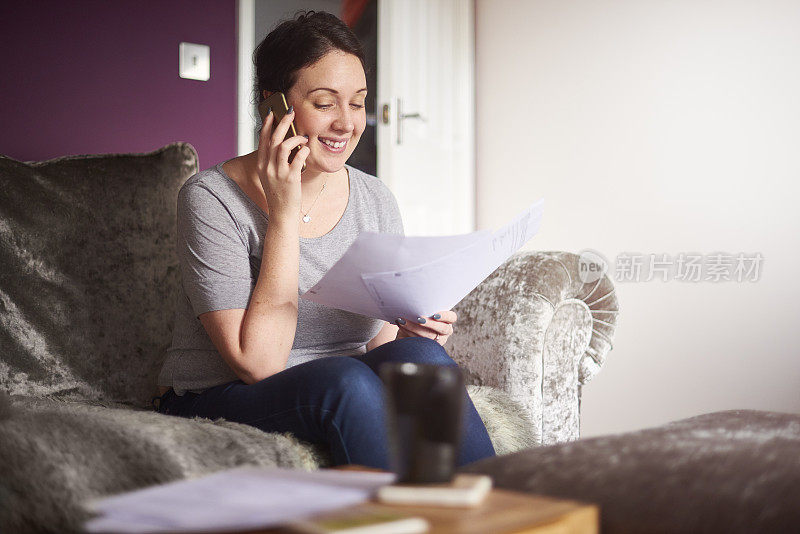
[380,361,465,484]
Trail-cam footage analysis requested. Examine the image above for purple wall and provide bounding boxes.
[0,0,236,170]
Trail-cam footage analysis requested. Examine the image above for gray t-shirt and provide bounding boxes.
[157,162,404,396]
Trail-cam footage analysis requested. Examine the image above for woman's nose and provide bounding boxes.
[331,106,355,133]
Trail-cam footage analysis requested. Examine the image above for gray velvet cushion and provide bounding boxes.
[461,409,800,533]
[0,144,198,408]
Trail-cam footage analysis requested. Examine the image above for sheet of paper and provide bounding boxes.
[83,466,397,533]
[302,230,492,319]
[301,198,543,322]
[361,198,544,320]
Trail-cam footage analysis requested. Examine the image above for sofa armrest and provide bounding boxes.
[448,250,619,445]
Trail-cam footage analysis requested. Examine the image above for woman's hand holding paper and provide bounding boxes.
[393,310,457,346]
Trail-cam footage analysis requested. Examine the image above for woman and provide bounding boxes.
[153,11,495,469]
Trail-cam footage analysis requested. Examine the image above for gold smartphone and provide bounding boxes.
[258,92,306,171]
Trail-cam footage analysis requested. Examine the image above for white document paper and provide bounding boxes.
[83,466,397,533]
[301,198,544,322]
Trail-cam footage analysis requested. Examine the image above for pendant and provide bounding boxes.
[302,215,311,223]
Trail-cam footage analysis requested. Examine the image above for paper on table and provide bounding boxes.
[301,198,543,322]
[83,466,397,533]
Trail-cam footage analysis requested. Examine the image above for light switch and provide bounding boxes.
[179,42,210,81]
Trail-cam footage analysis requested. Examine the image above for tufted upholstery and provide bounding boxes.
[449,251,619,445]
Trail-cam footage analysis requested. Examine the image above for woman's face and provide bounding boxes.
[283,50,367,175]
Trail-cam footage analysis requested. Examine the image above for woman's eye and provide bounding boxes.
[314,103,365,110]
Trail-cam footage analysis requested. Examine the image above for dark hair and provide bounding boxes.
[253,10,367,105]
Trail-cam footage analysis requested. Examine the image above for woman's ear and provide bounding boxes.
[263,90,272,100]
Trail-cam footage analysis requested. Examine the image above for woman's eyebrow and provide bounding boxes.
[307,87,368,95]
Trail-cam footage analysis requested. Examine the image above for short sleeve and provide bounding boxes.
[176,182,254,317]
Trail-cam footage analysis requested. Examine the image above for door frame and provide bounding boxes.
[236,0,256,156]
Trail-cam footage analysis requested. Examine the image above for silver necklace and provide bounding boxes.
[301,178,329,223]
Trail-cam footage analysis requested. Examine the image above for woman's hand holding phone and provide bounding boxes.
[256,107,310,224]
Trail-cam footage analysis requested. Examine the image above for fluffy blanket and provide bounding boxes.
[0,385,535,533]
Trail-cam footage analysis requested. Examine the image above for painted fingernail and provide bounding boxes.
[432,313,441,320]
[417,317,427,324]
[396,318,406,325]
[303,134,309,138]
[267,107,272,115]
[287,105,294,114]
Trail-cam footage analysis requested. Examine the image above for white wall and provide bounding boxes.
[475,0,800,437]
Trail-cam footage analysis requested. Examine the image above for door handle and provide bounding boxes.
[396,98,426,145]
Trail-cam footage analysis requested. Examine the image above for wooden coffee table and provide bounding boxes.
[250,466,600,534]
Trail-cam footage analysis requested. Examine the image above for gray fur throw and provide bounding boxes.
[0,385,535,533]
[0,392,323,533]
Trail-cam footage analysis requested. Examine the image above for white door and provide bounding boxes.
[376,0,475,236]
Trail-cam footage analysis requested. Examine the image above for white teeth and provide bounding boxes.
[321,139,346,149]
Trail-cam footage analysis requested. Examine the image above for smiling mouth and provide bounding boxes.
[319,137,348,153]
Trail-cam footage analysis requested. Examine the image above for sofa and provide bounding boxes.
[0,143,620,532]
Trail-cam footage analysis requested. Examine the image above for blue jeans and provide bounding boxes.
[152,337,495,470]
